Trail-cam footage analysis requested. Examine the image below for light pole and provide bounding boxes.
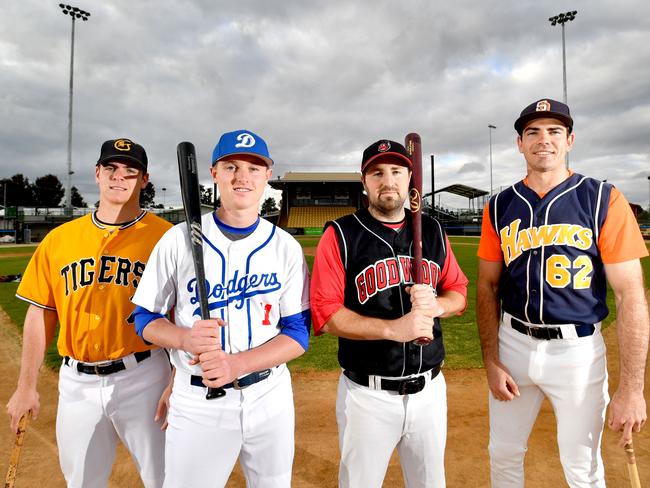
[548,10,577,105]
[162,187,167,208]
[647,176,650,214]
[488,124,497,196]
[59,4,90,214]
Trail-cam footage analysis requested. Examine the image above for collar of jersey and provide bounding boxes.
[92,210,146,230]
[212,213,260,235]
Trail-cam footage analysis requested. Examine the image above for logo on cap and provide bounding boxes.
[235,133,256,148]
[536,100,551,112]
[114,139,132,152]
[378,141,391,152]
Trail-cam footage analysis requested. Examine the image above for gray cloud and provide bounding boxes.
[458,162,485,174]
[2,0,649,209]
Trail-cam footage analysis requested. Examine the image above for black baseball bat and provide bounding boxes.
[405,133,432,347]
[177,142,226,400]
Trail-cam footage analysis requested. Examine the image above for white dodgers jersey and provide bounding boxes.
[133,213,310,374]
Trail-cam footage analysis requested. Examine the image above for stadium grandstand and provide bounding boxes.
[269,172,363,234]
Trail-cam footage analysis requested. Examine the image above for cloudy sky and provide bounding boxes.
[2,0,649,210]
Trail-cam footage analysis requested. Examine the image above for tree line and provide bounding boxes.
[0,174,86,208]
[1,173,163,209]
[1,173,278,213]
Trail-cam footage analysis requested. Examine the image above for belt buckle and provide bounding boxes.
[398,376,425,395]
[232,377,245,390]
[93,360,114,375]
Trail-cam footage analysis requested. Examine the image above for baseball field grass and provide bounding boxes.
[0,238,648,372]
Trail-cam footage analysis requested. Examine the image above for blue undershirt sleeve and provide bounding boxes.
[279,309,311,351]
[131,305,165,339]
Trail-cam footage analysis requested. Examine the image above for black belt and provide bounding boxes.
[510,317,595,340]
[191,368,272,395]
[65,350,151,375]
[343,365,441,395]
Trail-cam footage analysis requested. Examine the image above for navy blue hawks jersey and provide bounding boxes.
[487,173,613,325]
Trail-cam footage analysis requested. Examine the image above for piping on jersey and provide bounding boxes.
[244,225,277,349]
[539,177,588,323]
[351,214,416,376]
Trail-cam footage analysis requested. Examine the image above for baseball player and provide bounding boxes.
[6,138,173,488]
[477,99,650,487]
[310,139,468,488]
[131,129,310,488]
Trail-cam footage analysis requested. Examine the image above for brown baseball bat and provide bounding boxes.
[405,133,431,346]
[624,441,642,488]
[4,412,30,488]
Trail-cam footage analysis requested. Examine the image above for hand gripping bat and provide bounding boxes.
[177,142,226,400]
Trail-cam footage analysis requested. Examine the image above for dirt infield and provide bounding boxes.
[0,307,648,487]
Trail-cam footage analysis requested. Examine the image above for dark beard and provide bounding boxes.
[368,194,406,220]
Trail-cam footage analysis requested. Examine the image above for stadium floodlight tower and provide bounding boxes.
[549,10,577,169]
[488,124,496,196]
[59,4,91,214]
[548,10,577,105]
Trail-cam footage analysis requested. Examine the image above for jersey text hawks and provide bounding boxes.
[500,220,593,266]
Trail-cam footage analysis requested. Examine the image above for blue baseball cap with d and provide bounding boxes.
[211,129,274,167]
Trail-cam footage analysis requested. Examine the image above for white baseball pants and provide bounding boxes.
[488,317,608,488]
[164,365,295,488]
[336,370,447,488]
[56,348,170,488]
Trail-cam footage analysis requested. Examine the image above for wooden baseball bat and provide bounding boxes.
[405,133,431,346]
[624,441,642,488]
[4,412,30,488]
[177,142,225,400]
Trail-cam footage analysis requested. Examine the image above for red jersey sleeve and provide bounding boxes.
[310,226,346,335]
[437,235,469,313]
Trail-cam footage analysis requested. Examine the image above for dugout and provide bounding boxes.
[269,172,363,234]
[425,184,488,236]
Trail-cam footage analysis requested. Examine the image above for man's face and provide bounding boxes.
[362,160,411,215]
[517,118,575,174]
[95,161,148,206]
[210,155,272,212]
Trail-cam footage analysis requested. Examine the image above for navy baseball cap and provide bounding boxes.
[97,138,148,171]
[361,140,412,173]
[514,98,574,135]
[212,129,274,167]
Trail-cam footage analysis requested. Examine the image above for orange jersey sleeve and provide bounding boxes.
[598,187,649,263]
[477,203,503,261]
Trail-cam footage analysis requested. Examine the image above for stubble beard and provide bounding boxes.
[369,194,406,221]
